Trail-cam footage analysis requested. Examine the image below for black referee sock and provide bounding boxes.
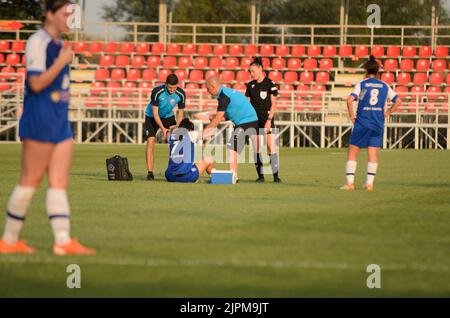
[270,153,279,177]
[254,153,264,178]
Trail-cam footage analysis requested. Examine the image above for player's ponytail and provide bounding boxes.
[364,54,379,75]
[250,56,264,69]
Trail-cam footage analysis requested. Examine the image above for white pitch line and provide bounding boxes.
[0,256,449,273]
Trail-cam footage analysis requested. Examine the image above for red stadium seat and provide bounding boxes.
[395,86,408,98]
[105,42,118,53]
[21,54,26,65]
[90,82,105,95]
[303,58,317,70]
[413,73,427,85]
[288,58,301,70]
[402,46,416,57]
[384,59,398,72]
[89,42,103,54]
[6,54,20,66]
[418,46,432,57]
[193,57,208,68]
[213,44,227,55]
[162,56,177,68]
[209,57,223,68]
[136,43,150,54]
[426,86,441,99]
[127,69,141,81]
[182,44,196,55]
[1,66,15,79]
[0,54,4,64]
[284,71,298,83]
[296,84,310,98]
[167,43,181,54]
[185,82,199,91]
[262,58,270,68]
[106,82,121,95]
[73,41,87,54]
[411,86,425,99]
[151,43,164,55]
[311,84,326,99]
[276,45,290,56]
[158,69,171,82]
[240,57,253,68]
[354,46,368,58]
[120,43,134,54]
[147,56,161,67]
[429,72,444,85]
[339,45,352,57]
[198,44,212,55]
[381,72,395,84]
[205,70,219,79]
[122,82,136,95]
[228,44,242,55]
[279,84,294,98]
[432,59,446,72]
[397,73,411,85]
[416,59,430,72]
[11,41,25,52]
[291,45,305,57]
[271,58,286,70]
[236,70,250,82]
[322,45,336,57]
[94,68,109,81]
[260,44,274,56]
[142,69,156,81]
[178,56,192,68]
[435,46,448,57]
[225,57,239,69]
[244,44,258,56]
[307,45,321,57]
[268,71,282,83]
[115,55,130,67]
[446,73,450,85]
[233,83,246,92]
[111,69,125,81]
[400,59,414,71]
[189,70,204,82]
[386,46,400,58]
[100,55,114,67]
[0,40,9,51]
[220,70,235,82]
[315,71,330,83]
[371,46,384,57]
[131,55,145,68]
[174,69,188,82]
[319,58,333,70]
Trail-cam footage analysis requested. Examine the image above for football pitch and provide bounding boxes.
[0,143,449,297]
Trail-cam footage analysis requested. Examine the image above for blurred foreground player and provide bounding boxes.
[341,55,401,191]
[0,0,95,255]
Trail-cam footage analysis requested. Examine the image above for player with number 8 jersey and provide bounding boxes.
[341,55,402,191]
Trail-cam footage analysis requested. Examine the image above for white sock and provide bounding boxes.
[46,188,71,245]
[2,185,35,245]
[366,162,378,186]
[345,161,357,185]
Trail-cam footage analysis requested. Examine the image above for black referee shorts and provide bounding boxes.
[255,110,275,132]
[227,120,259,154]
[144,115,176,139]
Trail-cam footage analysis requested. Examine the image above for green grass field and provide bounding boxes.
[0,143,450,297]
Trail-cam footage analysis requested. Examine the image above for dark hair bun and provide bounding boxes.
[250,56,263,67]
[369,54,376,61]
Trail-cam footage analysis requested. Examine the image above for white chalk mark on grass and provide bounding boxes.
[0,256,449,273]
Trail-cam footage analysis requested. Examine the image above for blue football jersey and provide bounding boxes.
[19,29,72,143]
[350,77,398,132]
[217,86,258,126]
[145,85,186,118]
[166,129,198,176]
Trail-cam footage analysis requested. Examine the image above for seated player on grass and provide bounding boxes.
[165,118,214,183]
